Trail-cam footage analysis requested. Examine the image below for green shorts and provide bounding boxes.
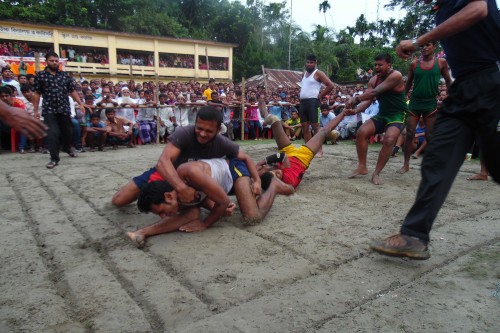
[408,108,438,119]
[371,113,405,134]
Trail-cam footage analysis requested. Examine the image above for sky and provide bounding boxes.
[270,0,406,34]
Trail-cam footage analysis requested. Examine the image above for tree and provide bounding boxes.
[318,0,331,27]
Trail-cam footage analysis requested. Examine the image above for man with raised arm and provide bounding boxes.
[371,0,500,260]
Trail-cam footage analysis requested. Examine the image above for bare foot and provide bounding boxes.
[225,202,237,216]
[467,173,488,181]
[398,165,410,174]
[349,166,368,178]
[127,231,145,248]
[315,151,323,158]
[411,154,419,159]
[271,177,295,195]
[371,173,383,185]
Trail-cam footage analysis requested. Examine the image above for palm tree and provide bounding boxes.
[318,0,331,27]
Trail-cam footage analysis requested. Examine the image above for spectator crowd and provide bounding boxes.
[1,63,449,163]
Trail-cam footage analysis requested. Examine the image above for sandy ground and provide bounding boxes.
[1,141,499,333]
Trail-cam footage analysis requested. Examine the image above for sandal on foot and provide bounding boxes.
[46,161,58,169]
[370,234,430,260]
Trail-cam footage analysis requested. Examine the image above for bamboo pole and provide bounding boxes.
[129,55,133,77]
[261,65,268,96]
[155,73,161,144]
[205,47,210,80]
[34,52,40,72]
[240,78,245,141]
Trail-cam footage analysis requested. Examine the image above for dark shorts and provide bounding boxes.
[228,157,250,180]
[132,167,163,189]
[107,136,131,145]
[371,117,404,134]
[408,108,437,119]
[299,98,320,123]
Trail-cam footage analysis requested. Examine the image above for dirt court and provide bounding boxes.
[1,141,499,333]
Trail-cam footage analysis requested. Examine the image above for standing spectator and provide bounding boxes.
[158,94,176,141]
[18,57,27,76]
[299,54,335,157]
[1,67,21,96]
[116,87,136,125]
[245,97,263,140]
[33,52,85,169]
[68,47,76,61]
[370,0,500,260]
[203,78,216,101]
[136,89,157,144]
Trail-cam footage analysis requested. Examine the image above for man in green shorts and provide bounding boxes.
[399,41,452,173]
[345,53,407,185]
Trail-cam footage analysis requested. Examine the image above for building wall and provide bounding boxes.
[0,21,235,82]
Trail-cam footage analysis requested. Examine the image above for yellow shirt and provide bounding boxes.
[203,88,213,101]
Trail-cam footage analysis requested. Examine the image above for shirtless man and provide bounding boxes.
[399,41,452,173]
[256,98,346,189]
[126,157,293,247]
[345,53,407,185]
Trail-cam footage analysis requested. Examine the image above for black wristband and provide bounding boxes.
[264,152,285,164]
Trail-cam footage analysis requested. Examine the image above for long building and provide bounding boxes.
[0,20,236,81]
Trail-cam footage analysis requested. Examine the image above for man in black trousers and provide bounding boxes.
[33,51,86,169]
[370,0,500,260]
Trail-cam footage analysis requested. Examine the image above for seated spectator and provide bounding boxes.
[283,108,301,141]
[104,109,136,149]
[86,113,107,151]
[337,111,359,140]
[319,104,340,144]
[0,85,27,153]
[19,84,42,152]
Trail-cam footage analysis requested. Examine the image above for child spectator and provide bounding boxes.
[86,113,107,151]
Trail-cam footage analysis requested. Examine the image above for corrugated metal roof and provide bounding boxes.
[245,68,303,90]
